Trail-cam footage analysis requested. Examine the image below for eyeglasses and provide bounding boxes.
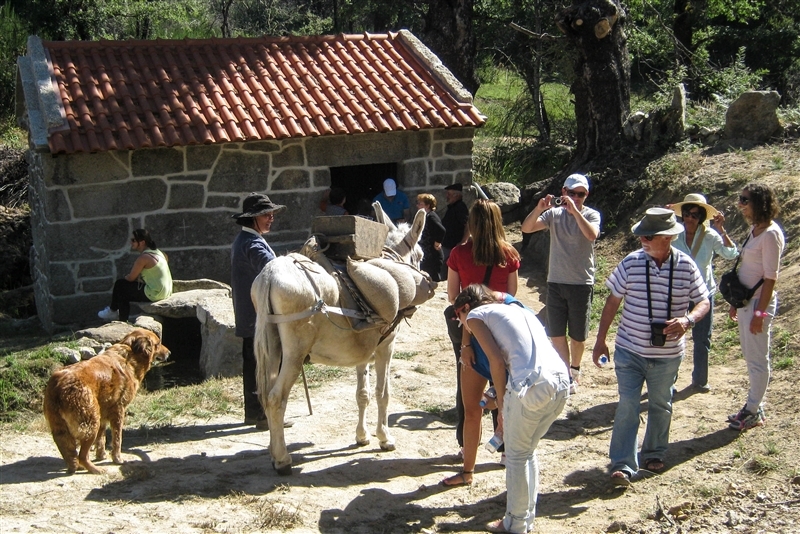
[261,212,275,219]
[641,235,656,241]
[738,195,750,205]
[566,189,586,199]
[681,210,702,220]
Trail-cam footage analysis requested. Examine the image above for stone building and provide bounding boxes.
[16,32,485,331]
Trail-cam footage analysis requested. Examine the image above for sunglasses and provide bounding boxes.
[738,195,750,205]
[641,235,656,241]
[681,210,702,219]
[566,189,586,199]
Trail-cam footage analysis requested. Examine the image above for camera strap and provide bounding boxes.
[645,250,674,323]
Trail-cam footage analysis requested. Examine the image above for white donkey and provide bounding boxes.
[251,206,436,475]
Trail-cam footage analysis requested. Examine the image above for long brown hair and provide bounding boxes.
[468,199,520,267]
[744,183,780,225]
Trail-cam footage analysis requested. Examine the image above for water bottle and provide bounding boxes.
[598,355,609,367]
[485,433,504,453]
[479,386,497,408]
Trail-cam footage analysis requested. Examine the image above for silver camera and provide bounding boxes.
[553,197,564,206]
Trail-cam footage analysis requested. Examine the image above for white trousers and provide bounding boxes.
[738,295,777,413]
[502,378,568,534]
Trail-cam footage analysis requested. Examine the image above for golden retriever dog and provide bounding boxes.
[43,328,170,474]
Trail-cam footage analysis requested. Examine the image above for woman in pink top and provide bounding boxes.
[728,183,784,431]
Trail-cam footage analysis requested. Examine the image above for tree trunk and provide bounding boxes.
[556,0,631,167]
[422,0,479,95]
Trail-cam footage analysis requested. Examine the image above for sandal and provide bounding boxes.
[442,470,473,487]
[610,470,631,487]
[644,458,665,473]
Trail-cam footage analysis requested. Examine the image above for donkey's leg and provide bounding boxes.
[374,339,396,451]
[265,330,307,476]
[355,363,371,446]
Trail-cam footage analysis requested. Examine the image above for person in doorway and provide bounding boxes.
[727,184,784,431]
[440,183,470,280]
[454,283,569,534]
[231,193,293,431]
[98,229,172,322]
[324,187,349,216]
[669,193,738,392]
[442,199,520,486]
[373,178,410,224]
[416,193,446,281]
[521,173,601,394]
[592,208,709,486]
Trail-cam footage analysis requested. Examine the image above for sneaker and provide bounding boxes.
[692,383,711,393]
[97,306,119,321]
[729,409,765,431]
[570,366,582,385]
[569,376,578,395]
[499,453,506,467]
[727,405,747,423]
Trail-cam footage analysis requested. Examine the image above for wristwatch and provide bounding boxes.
[685,314,696,328]
[753,310,767,318]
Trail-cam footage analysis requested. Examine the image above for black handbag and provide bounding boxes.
[719,234,763,308]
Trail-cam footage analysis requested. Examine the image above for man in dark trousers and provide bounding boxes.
[440,183,469,280]
[230,192,293,430]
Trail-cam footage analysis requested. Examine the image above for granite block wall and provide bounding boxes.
[28,128,475,331]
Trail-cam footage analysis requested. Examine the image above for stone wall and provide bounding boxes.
[28,128,475,331]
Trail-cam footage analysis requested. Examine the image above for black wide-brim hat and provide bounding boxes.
[232,193,286,223]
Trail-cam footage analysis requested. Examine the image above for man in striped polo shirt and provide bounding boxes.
[592,208,710,487]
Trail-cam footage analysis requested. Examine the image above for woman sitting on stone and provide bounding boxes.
[98,229,173,322]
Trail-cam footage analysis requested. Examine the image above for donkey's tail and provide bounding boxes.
[252,268,282,413]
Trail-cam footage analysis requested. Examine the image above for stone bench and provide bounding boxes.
[134,280,241,379]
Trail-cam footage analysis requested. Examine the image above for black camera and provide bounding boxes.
[650,322,667,346]
[553,197,564,206]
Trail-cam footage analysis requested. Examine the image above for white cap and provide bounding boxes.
[383,178,397,197]
[564,173,590,192]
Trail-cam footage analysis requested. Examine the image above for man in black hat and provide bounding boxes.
[231,192,287,430]
[440,183,469,280]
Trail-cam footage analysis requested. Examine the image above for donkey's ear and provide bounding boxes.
[372,201,397,231]
[409,209,426,245]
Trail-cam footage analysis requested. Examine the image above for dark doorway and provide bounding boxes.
[330,162,398,217]
[142,317,204,390]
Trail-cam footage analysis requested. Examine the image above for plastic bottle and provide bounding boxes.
[598,355,609,367]
[479,386,497,408]
[485,433,504,453]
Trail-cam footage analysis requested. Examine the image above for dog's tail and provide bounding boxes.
[252,267,281,415]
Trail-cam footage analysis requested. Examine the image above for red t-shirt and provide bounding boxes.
[447,241,520,292]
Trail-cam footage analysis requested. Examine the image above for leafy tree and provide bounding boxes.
[0,4,27,116]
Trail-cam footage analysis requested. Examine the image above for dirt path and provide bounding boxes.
[2,277,798,533]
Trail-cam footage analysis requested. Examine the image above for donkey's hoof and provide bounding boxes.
[356,437,370,447]
[273,461,293,476]
[379,440,396,451]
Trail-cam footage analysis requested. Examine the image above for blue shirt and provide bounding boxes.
[373,190,410,222]
[673,225,738,293]
[231,227,276,338]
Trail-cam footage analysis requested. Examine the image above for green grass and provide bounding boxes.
[302,363,347,388]
[128,378,240,427]
[0,118,26,149]
[393,351,417,361]
[0,344,73,421]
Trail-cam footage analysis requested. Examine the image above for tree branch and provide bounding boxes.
[508,22,562,42]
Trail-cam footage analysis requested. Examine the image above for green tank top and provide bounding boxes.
[140,249,173,301]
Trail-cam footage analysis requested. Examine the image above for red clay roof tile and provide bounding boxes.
[41,33,485,155]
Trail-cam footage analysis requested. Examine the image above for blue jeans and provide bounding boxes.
[689,298,713,387]
[609,346,683,475]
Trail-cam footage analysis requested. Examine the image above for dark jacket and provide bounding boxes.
[231,228,276,338]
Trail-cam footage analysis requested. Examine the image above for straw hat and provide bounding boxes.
[670,193,719,221]
[632,207,684,236]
